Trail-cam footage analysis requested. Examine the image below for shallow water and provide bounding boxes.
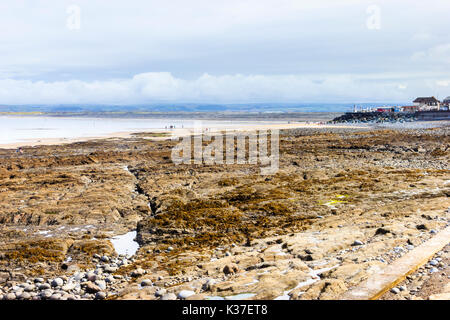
[110,231,140,257]
[0,116,288,144]
[225,293,256,300]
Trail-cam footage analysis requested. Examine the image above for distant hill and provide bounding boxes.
[0,102,407,113]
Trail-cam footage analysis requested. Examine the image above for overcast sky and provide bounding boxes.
[0,0,450,104]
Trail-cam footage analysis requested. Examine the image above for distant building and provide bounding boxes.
[401,105,419,112]
[413,96,441,110]
[413,96,440,106]
[443,96,450,106]
[376,107,395,112]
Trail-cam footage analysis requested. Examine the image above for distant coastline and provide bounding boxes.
[0,111,345,122]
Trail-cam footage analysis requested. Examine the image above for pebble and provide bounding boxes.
[4,292,16,300]
[202,279,216,291]
[40,290,53,299]
[155,289,167,297]
[24,284,35,292]
[390,287,400,294]
[51,278,64,287]
[429,259,438,266]
[104,266,117,273]
[95,280,107,290]
[429,267,439,273]
[394,247,404,253]
[50,293,62,300]
[85,282,102,293]
[86,272,97,282]
[18,292,31,300]
[39,283,51,290]
[352,240,364,246]
[160,293,177,300]
[140,279,152,287]
[131,268,145,277]
[178,290,195,299]
[95,292,107,300]
[62,282,77,291]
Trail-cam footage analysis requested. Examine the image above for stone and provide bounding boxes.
[18,292,31,300]
[95,280,107,290]
[95,292,107,300]
[375,228,390,235]
[177,290,195,299]
[4,292,16,300]
[34,278,45,283]
[62,282,77,291]
[140,279,152,287]
[86,272,97,282]
[24,284,35,292]
[223,263,239,275]
[101,255,110,262]
[351,240,364,246]
[202,279,216,291]
[391,287,400,294]
[40,289,53,299]
[429,259,438,266]
[160,293,177,300]
[104,266,118,273]
[131,268,145,277]
[39,283,51,290]
[50,293,62,300]
[155,289,167,297]
[85,282,102,293]
[294,279,347,300]
[51,278,64,287]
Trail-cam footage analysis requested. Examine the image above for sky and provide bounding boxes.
[0,0,450,105]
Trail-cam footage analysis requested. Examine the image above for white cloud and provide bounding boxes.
[0,72,443,105]
[411,43,450,64]
[436,80,449,87]
[1,1,450,103]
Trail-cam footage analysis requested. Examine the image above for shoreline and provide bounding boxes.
[0,122,369,149]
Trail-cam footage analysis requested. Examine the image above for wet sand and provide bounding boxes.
[0,122,368,149]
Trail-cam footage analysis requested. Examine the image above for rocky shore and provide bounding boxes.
[0,124,448,300]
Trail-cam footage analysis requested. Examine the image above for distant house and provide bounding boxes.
[443,96,450,106]
[413,96,440,106]
[401,105,419,112]
[440,96,450,110]
[376,107,395,112]
[413,96,441,110]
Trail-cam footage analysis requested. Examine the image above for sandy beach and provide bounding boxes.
[0,122,448,301]
[0,121,368,149]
